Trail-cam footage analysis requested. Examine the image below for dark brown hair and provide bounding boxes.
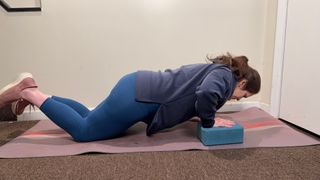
[207,52,261,94]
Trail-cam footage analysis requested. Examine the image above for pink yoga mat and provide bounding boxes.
[0,107,319,158]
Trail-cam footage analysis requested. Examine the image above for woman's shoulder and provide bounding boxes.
[181,63,231,73]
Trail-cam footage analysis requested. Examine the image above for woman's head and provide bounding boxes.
[207,52,261,100]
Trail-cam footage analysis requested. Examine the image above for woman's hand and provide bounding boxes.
[213,117,235,128]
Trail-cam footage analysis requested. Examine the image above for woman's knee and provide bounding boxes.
[68,124,95,142]
[70,126,115,142]
[71,130,93,142]
[71,127,126,142]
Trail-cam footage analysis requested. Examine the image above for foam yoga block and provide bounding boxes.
[197,123,244,146]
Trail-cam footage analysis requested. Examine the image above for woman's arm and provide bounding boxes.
[195,68,232,128]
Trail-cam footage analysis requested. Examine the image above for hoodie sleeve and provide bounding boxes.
[195,68,232,128]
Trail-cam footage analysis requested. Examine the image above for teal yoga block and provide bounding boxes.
[197,123,244,146]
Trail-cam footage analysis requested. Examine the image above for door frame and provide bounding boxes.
[270,0,289,118]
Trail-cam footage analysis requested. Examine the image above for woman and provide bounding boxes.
[0,53,260,142]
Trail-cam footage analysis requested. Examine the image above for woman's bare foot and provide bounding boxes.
[20,88,51,108]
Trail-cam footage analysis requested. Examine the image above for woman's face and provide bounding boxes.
[229,79,254,101]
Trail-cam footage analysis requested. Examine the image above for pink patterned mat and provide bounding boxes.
[0,107,319,158]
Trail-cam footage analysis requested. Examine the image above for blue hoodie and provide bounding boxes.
[135,63,237,136]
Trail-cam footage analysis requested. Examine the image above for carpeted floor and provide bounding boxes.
[0,120,319,180]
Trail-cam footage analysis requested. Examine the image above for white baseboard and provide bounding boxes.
[18,101,270,121]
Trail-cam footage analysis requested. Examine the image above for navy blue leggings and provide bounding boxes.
[40,72,159,142]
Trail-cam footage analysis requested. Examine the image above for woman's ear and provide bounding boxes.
[238,79,248,89]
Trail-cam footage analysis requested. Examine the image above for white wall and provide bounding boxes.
[261,0,277,104]
[0,0,276,109]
